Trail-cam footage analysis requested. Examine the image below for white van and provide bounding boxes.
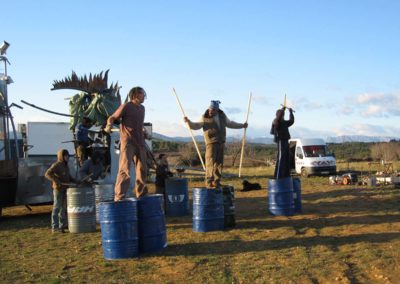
[289,138,336,177]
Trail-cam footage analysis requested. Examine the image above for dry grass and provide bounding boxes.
[1,164,400,283]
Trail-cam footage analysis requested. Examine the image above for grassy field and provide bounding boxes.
[1,164,400,283]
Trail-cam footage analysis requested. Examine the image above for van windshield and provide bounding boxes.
[303,145,330,157]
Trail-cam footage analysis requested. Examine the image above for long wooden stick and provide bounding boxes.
[239,92,252,177]
[172,88,206,171]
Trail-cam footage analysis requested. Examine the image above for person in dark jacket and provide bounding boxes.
[79,151,104,181]
[155,154,173,194]
[45,149,76,233]
[270,107,294,179]
[76,117,93,167]
[184,100,248,188]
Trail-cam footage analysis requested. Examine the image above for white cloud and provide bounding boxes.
[252,95,269,105]
[152,120,190,137]
[292,97,323,111]
[338,106,353,115]
[361,105,384,117]
[356,93,386,104]
[340,92,400,118]
[224,107,242,115]
[330,123,400,137]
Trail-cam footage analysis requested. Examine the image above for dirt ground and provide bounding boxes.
[1,171,399,283]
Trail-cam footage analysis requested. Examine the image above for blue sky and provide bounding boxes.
[2,0,400,139]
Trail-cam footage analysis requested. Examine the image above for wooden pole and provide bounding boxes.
[172,88,206,171]
[239,92,252,177]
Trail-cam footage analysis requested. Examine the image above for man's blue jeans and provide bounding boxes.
[51,189,67,229]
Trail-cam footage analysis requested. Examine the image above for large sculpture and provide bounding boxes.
[51,70,121,130]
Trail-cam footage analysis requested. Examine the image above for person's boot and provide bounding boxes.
[206,180,214,188]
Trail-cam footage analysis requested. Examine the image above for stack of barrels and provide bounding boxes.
[192,185,236,232]
[98,194,167,259]
[137,194,167,254]
[98,200,139,259]
[192,188,224,232]
[267,176,302,216]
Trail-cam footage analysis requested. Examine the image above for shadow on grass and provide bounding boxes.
[237,213,400,231]
[303,187,399,201]
[163,232,400,256]
[0,211,51,230]
[168,188,400,230]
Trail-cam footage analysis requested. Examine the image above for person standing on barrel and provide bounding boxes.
[270,106,294,179]
[105,87,149,201]
[184,100,248,188]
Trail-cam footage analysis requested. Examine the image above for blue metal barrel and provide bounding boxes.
[192,188,224,232]
[222,185,235,228]
[99,200,139,259]
[94,184,115,223]
[165,178,189,217]
[268,177,294,216]
[292,177,302,213]
[137,194,167,253]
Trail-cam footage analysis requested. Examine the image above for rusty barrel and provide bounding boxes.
[67,187,96,233]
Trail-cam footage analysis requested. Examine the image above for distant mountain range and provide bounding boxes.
[326,135,399,143]
[153,133,399,144]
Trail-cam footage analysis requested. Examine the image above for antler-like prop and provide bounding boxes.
[51,70,116,94]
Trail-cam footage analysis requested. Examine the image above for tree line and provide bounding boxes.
[152,140,400,165]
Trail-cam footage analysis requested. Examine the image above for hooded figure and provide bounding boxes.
[271,107,294,179]
[45,149,75,190]
[45,149,76,232]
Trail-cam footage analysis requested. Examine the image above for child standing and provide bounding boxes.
[155,154,173,195]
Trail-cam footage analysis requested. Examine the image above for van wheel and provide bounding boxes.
[301,168,309,178]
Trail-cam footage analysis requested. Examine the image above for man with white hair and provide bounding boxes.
[184,100,248,188]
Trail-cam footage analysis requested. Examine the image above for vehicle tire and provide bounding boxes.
[301,168,309,178]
